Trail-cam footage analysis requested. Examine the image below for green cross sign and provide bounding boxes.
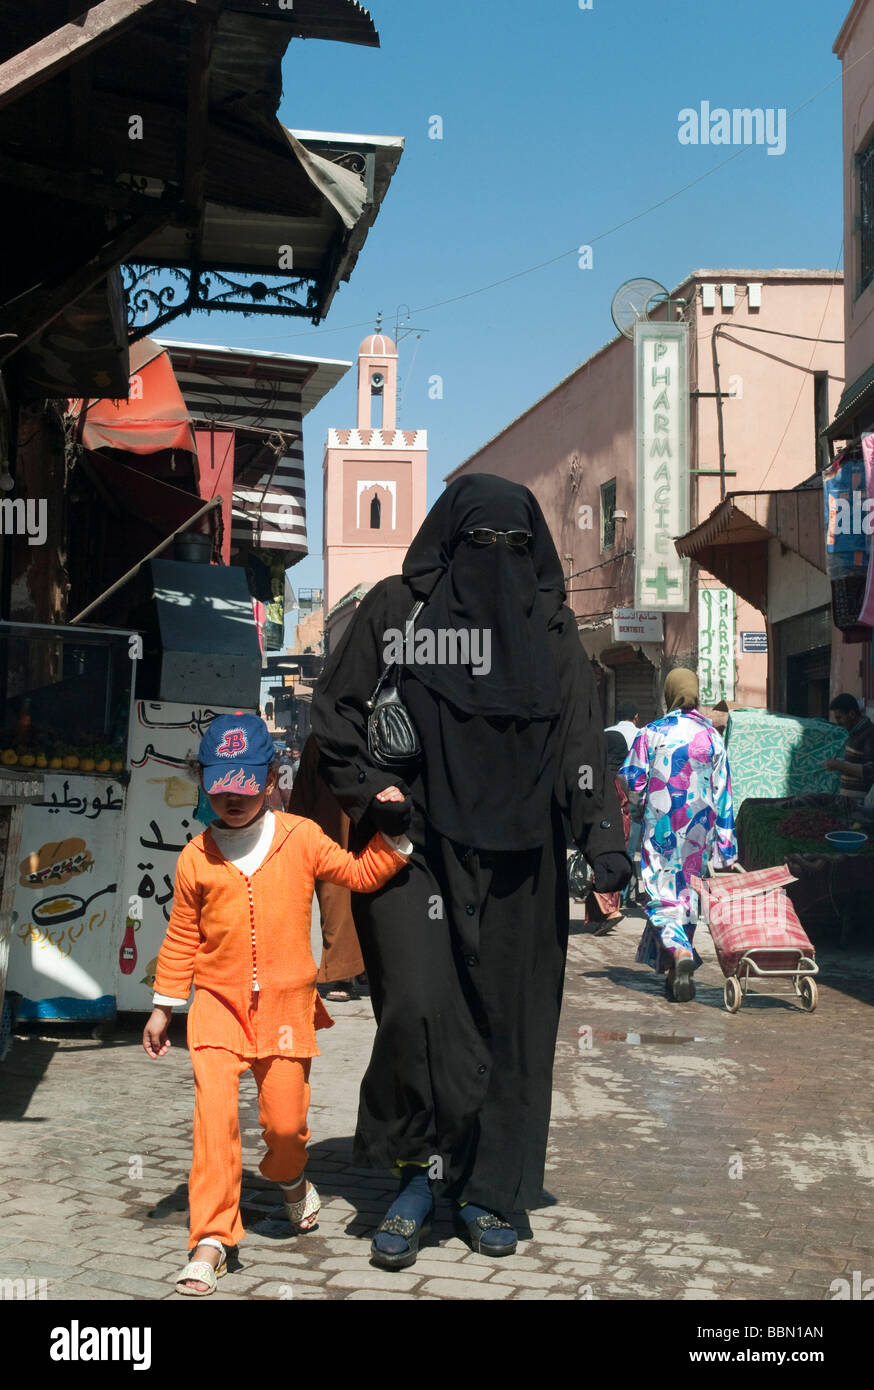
[644,566,680,602]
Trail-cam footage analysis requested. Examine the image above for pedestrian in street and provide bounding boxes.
[141,713,410,1296]
[823,693,874,806]
[621,668,738,1002]
[605,699,640,750]
[289,733,365,1003]
[585,730,633,932]
[311,473,631,1270]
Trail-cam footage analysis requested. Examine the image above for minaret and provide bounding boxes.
[323,326,428,634]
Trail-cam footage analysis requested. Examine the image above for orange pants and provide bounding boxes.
[189,1046,311,1250]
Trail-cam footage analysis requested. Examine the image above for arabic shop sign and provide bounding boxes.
[634,321,690,612]
[699,587,736,704]
[612,609,664,643]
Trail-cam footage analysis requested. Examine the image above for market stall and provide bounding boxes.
[726,706,874,945]
[736,797,874,945]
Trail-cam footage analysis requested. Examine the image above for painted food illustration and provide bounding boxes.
[141,955,159,990]
[20,837,94,887]
[31,882,117,927]
[119,915,139,975]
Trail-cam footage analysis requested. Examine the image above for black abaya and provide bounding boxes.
[311,573,628,1211]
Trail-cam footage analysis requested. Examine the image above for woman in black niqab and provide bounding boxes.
[311,473,630,1268]
[400,473,563,851]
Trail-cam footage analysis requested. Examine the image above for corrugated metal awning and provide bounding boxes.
[826,361,874,439]
[675,488,825,571]
[673,488,825,614]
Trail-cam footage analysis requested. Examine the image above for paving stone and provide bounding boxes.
[344,1289,424,1300]
[487,1269,571,1289]
[326,1269,422,1292]
[78,1268,175,1299]
[419,1277,511,1299]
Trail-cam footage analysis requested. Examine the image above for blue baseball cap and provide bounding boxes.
[199,714,274,796]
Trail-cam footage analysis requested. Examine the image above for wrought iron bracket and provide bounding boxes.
[123,263,322,340]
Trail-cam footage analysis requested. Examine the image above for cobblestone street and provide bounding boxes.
[2,901,873,1303]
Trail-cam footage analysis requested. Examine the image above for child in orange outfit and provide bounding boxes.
[142,714,411,1295]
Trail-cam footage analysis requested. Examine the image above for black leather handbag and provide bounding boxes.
[366,601,424,771]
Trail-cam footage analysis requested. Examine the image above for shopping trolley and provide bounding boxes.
[690,865,819,1013]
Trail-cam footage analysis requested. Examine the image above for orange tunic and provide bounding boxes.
[153,812,408,1058]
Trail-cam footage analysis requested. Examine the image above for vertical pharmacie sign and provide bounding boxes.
[634,321,690,611]
[698,587,736,705]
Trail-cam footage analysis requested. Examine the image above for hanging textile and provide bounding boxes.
[823,442,874,637]
[857,433,874,628]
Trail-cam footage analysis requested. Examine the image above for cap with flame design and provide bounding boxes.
[199,714,275,796]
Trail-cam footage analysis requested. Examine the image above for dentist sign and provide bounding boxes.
[634,321,690,611]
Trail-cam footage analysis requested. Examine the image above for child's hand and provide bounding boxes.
[143,1006,172,1059]
[375,786,404,802]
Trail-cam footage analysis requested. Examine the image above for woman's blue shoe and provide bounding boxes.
[455,1205,518,1257]
[370,1210,433,1270]
[370,1168,434,1270]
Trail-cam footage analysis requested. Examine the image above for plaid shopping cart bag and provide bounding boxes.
[690,866,814,977]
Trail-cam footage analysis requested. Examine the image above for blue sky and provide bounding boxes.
[166,0,851,600]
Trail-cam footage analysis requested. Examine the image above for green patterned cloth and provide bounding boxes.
[724,709,845,811]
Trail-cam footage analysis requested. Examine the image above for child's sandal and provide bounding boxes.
[174,1252,227,1297]
[285,1181,320,1233]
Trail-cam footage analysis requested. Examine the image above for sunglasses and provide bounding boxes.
[462,528,532,551]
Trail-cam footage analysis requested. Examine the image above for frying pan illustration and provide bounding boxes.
[32,882,117,927]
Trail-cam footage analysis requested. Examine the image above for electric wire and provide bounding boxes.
[226,45,871,350]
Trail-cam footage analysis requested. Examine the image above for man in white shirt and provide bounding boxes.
[605,700,640,751]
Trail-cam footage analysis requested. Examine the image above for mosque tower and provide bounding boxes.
[323,326,428,647]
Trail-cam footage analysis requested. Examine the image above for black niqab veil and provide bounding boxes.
[401,473,565,716]
[398,474,568,850]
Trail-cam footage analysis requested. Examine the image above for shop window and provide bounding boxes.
[0,622,133,770]
[860,132,874,295]
[600,478,616,550]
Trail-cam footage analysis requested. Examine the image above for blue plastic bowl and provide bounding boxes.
[824,831,868,852]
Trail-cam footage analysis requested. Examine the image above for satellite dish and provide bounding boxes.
[611,278,671,340]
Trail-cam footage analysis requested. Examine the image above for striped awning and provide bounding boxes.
[231,434,307,554]
[160,339,352,558]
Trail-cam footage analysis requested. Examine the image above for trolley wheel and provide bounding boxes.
[799,977,818,1013]
[724,977,742,1013]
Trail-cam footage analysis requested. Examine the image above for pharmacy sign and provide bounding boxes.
[634,321,690,611]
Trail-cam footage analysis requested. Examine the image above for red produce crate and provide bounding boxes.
[690,867,815,978]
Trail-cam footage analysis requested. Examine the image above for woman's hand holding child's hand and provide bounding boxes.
[370,785,413,834]
[375,786,404,802]
[143,1006,173,1059]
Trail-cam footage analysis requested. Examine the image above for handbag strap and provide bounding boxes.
[368,600,424,707]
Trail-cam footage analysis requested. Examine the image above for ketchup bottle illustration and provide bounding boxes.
[119,915,138,975]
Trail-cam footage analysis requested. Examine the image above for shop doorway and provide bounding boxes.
[786,647,830,719]
[604,653,658,726]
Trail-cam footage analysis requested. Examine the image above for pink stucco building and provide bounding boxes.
[323,332,428,649]
[448,270,845,722]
